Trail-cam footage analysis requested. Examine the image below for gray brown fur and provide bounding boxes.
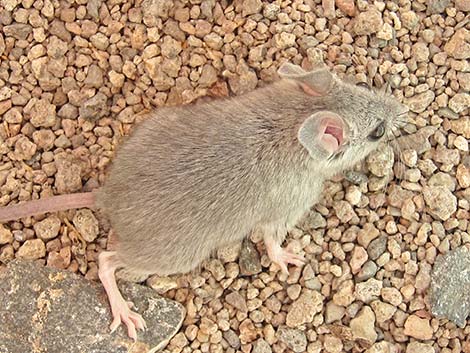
[95,65,408,277]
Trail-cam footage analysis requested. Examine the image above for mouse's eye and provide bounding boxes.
[356,82,370,89]
[368,121,385,141]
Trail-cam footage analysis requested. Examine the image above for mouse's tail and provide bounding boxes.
[0,192,96,223]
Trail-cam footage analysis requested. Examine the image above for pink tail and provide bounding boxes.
[0,192,95,223]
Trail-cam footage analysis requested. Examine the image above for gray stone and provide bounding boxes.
[0,260,185,352]
[277,326,307,353]
[79,92,109,121]
[239,238,262,276]
[367,236,387,261]
[252,338,272,353]
[430,246,470,328]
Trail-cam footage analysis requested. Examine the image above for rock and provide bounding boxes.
[444,28,470,59]
[72,209,99,242]
[350,246,368,274]
[79,92,108,121]
[286,289,323,327]
[33,215,61,240]
[457,164,470,188]
[401,10,419,29]
[333,280,355,306]
[356,261,378,282]
[377,23,394,41]
[142,0,174,22]
[353,9,383,35]
[146,275,178,294]
[456,0,470,11]
[370,300,396,323]
[366,342,398,353]
[217,242,241,263]
[350,306,377,344]
[30,99,57,128]
[239,319,257,343]
[277,327,307,353]
[239,238,261,276]
[412,42,430,62]
[225,291,248,312]
[14,137,37,161]
[355,278,382,303]
[0,225,13,245]
[367,145,394,177]
[252,338,272,353]
[3,24,32,40]
[242,0,262,16]
[325,301,346,323]
[324,335,343,353]
[199,64,218,87]
[406,342,435,353]
[263,3,280,20]
[449,93,470,114]
[0,260,185,352]
[431,246,470,327]
[396,127,435,155]
[223,329,241,349]
[404,91,435,113]
[333,200,356,223]
[403,315,433,340]
[273,32,296,49]
[381,287,403,307]
[450,118,470,139]
[55,158,82,194]
[428,0,450,13]
[368,236,387,261]
[423,186,457,221]
[84,64,104,88]
[336,0,355,16]
[16,239,46,260]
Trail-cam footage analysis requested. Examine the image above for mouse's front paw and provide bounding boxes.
[267,242,305,275]
[110,300,147,341]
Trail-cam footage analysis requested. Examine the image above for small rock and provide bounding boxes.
[325,301,346,323]
[79,92,108,121]
[3,23,32,40]
[444,28,470,59]
[428,0,450,13]
[333,280,355,307]
[17,239,46,260]
[30,99,57,128]
[367,145,394,177]
[239,238,261,275]
[146,275,178,294]
[55,158,82,194]
[404,91,435,113]
[252,338,272,353]
[370,300,396,323]
[367,236,387,261]
[333,200,356,223]
[226,291,248,312]
[228,64,258,95]
[277,327,307,353]
[456,0,470,11]
[381,287,403,307]
[431,246,470,327]
[450,118,470,139]
[350,306,377,344]
[355,278,383,303]
[33,215,61,240]
[377,23,393,41]
[406,342,435,353]
[273,32,296,49]
[199,64,218,88]
[336,0,355,16]
[403,315,433,340]
[350,246,368,274]
[242,0,262,16]
[14,137,37,161]
[286,289,323,327]
[423,186,457,221]
[223,329,241,349]
[0,225,13,245]
[449,93,470,114]
[353,9,383,35]
[239,319,257,344]
[263,3,280,20]
[72,209,99,242]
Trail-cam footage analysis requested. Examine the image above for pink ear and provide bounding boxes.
[318,116,344,153]
[300,83,322,97]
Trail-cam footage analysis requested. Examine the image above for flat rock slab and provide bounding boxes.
[0,260,185,353]
[430,245,470,327]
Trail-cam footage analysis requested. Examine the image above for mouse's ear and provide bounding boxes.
[298,111,345,158]
[278,63,334,96]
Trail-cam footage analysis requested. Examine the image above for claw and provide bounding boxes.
[265,239,305,274]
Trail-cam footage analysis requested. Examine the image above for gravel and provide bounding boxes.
[1,0,470,352]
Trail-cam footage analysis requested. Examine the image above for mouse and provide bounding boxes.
[0,62,409,340]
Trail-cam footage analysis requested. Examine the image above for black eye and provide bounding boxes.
[356,82,370,89]
[368,122,385,141]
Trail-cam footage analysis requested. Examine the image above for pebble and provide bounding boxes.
[449,93,470,114]
[277,327,307,353]
[406,342,435,353]
[353,9,383,35]
[0,225,13,245]
[350,246,368,274]
[370,300,396,323]
[33,215,61,240]
[225,291,248,313]
[336,0,355,16]
[72,209,99,242]
[403,315,433,340]
[252,338,272,353]
[423,186,457,221]
[239,238,261,276]
[286,289,323,327]
[444,29,470,59]
[242,0,262,16]
[367,145,394,177]
[404,91,435,113]
[17,239,46,260]
[350,306,377,344]
[55,158,82,194]
[355,278,383,303]
[146,275,178,294]
[368,236,387,261]
[30,99,57,128]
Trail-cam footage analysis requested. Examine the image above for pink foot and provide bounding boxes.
[265,240,305,275]
[98,251,147,341]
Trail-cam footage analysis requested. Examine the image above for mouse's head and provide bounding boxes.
[278,63,409,170]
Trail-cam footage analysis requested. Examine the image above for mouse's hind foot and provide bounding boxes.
[264,237,305,275]
[98,251,147,341]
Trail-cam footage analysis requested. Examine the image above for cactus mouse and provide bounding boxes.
[0,63,409,339]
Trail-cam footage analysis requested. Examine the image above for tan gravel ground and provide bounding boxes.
[1,0,470,352]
